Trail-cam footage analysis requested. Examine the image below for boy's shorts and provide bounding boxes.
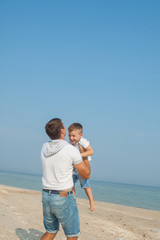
[73,172,90,189]
[42,190,80,238]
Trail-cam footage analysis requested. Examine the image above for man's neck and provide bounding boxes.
[60,135,65,140]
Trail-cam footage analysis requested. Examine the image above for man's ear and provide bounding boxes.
[61,128,65,134]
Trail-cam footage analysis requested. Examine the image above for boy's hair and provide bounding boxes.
[68,123,83,133]
[45,118,64,140]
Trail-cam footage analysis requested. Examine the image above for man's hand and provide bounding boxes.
[74,160,90,179]
[78,144,85,153]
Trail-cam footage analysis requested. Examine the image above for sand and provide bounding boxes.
[0,185,160,240]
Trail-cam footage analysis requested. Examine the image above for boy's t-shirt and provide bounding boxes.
[74,137,92,162]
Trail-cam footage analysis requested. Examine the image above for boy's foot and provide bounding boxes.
[90,205,96,211]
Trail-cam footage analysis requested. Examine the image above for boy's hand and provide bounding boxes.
[79,144,94,158]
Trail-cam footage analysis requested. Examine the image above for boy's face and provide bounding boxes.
[68,130,82,145]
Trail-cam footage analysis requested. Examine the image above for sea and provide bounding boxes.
[0,170,160,212]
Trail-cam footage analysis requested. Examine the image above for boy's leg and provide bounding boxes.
[72,170,79,196]
[78,175,96,211]
[72,186,76,196]
[84,187,96,211]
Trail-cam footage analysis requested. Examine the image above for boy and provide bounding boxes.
[68,123,96,211]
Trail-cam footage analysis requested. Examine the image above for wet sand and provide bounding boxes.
[0,184,160,240]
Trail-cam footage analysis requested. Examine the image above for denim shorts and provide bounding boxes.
[73,171,90,189]
[42,190,80,237]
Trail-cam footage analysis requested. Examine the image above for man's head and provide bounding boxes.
[68,123,83,145]
[45,118,66,140]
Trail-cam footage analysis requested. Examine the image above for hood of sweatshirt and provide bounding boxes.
[42,139,69,157]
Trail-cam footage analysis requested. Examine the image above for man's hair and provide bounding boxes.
[45,118,64,140]
[68,123,83,133]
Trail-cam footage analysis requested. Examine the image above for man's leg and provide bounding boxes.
[67,237,78,240]
[41,232,78,240]
[40,232,57,240]
[84,187,96,211]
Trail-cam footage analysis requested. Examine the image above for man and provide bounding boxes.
[40,118,90,240]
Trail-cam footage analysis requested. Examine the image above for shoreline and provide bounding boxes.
[0,184,160,240]
[0,183,160,212]
[1,171,159,211]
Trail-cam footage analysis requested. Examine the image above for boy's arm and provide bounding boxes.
[79,144,94,158]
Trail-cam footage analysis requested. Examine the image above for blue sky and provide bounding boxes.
[0,1,160,187]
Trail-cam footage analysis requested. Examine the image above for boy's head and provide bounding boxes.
[68,123,83,145]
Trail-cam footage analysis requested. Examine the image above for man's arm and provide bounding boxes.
[79,144,94,158]
[74,158,91,179]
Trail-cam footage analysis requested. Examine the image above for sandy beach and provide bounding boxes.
[0,185,160,240]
